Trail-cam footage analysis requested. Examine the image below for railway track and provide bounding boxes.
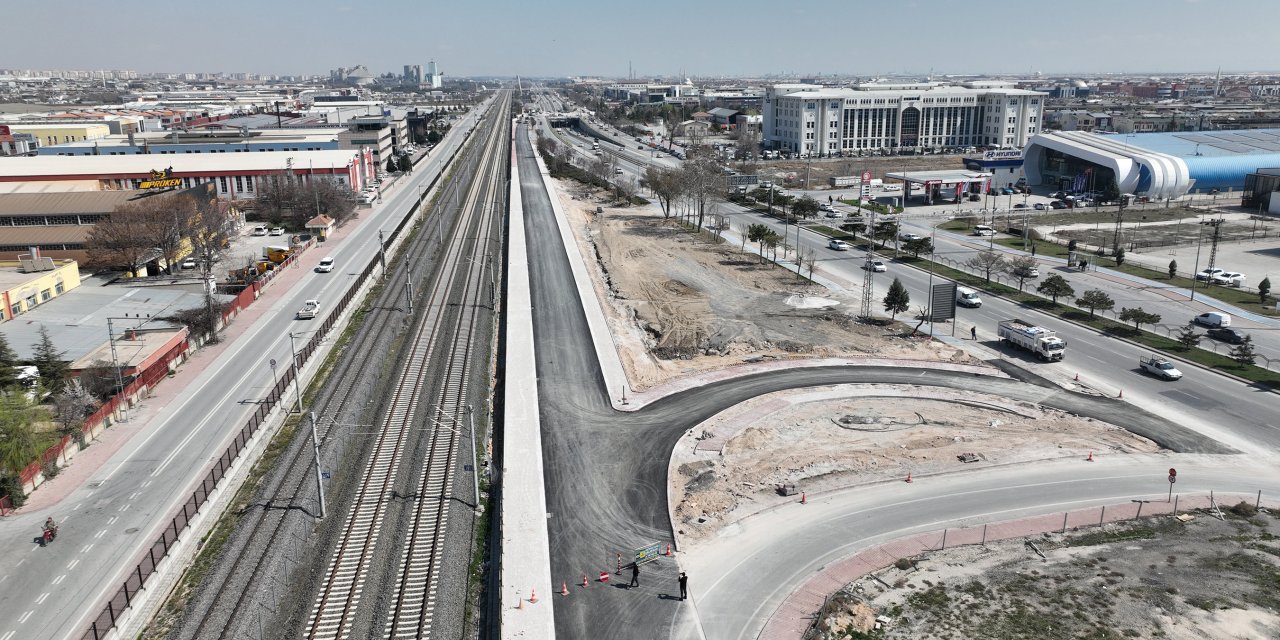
[304,95,510,640]
[171,97,503,640]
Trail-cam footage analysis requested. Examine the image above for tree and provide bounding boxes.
[1036,274,1075,303]
[1114,246,1126,266]
[30,326,68,395]
[386,157,397,173]
[85,199,154,276]
[1006,255,1039,292]
[138,194,198,274]
[902,236,933,258]
[0,393,42,477]
[1067,238,1078,253]
[1259,276,1272,305]
[254,174,357,227]
[965,250,1007,282]
[1175,323,1201,350]
[747,223,771,262]
[1118,307,1161,330]
[872,220,899,246]
[792,196,820,219]
[0,333,19,391]
[1168,259,1178,279]
[53,379,98,444]
[76,359,119,401]
[1229,335,1257,366]
[1075,289,1114,317]
[644,167,683,219]
[1102,179,1120,205]
[397,154,414,173]
[883,277,910,320]
[762,231,782,261]
[681,156,724,231]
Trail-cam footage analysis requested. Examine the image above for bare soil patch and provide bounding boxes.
[553,182,980,391]
[671,386,1157,544]
[812,506,1280,640]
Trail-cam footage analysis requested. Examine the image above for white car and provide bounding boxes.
[864,259,887,272]
[180,258,197,269]
[899,233,923,242]
[1195,267,1224,281]
[828,239,850,251]
[1211,271,1245,287]
[251,226,268,236]
[315,257,335,273]
[269,227,284,236]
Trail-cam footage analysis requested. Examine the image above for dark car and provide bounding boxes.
[1050,200,1068,209]
[1207,327,1248,344]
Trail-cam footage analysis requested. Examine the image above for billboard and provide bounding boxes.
[930,283,957,322]
[982,149,1024,162]
[634,542,663,566]
[139,168,181,189]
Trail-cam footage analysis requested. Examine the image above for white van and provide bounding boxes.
[972,225,995,237]
[956,287,982,308]
[1193,311,1231,328]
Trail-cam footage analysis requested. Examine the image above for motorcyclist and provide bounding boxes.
[44,517,57,539]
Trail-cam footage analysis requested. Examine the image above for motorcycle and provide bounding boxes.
[38,524,57,547]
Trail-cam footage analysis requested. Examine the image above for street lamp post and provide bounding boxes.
[288,332,304,414]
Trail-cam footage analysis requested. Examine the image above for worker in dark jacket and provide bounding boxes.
[629,562,640,588]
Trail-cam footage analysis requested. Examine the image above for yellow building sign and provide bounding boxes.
[140,167,181,189]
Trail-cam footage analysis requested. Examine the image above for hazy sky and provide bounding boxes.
[7,0,1279,78]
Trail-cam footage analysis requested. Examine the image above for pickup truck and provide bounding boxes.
[1139,355,1182,380]
[997,318,1066,361]
[296,299,320,320]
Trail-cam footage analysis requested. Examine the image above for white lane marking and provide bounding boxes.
[140,481,151,488]
[34,593,48,605]
[106,516,118,525]
[80,545,93,554]
[118,504,130,513]
[3,629,16,640]
[94,530,106,539]
[128,492,138,500]
[16,611,31,624]
[15,559,23,567]
[72,502,82,511]
[51,575,65,585]
[66,559,79,571]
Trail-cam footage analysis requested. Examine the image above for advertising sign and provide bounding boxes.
[930,283,957,322]
[982,149,1024,162]
[634,542,663,566]
[139,168,181,189]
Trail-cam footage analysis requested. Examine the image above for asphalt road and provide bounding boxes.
[515,120,1245,640]
[717,204,1280,454]
[0,102,491,640]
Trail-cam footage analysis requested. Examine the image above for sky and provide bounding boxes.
[6,0,1280,79]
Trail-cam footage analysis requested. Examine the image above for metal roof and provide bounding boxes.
[0,149,359,178]
[0,190,147,215]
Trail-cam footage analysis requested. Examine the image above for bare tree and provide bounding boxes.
[86,199,154,275]
[682,155,724,230]
[189,198,236,280]
[253,173,356,228]
[139,194,198,274]
[1005,255,1039,292]
[644,167,684,219]
[965,250,1008,282]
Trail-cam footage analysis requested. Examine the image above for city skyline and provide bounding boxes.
[6,0,1280,79]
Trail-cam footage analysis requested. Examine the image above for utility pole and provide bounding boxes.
[404,269,414,314]
[288,332,303,414]
[466,404,481,511]
[309,412,326,519]
[859,210,877,321]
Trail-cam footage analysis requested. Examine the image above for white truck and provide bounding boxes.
[296,299,320,320]
[1139,355,1183,380]
[997,318,1066,361]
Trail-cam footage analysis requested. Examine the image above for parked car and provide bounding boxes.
[1207,327,1248,344]
[1050,201,1068,209]
[828,239,850,251]
[1195,268,1225,281]
[864,259,887,272]
[269,227,284,236]
[1012,265,1040,278]
[1013,203,1028,209]
[1193,311,1231,327]
[181,258,197,269]
[1033,203,1047,210]
[1211,271,1245,287]
[251,225,268,236]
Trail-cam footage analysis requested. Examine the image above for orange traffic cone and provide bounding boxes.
[906,473,913,483]
[1087,451,1094,462]
[664,543,672,556]
[801,491,807,504]
[561,582,569,596]
[530,588,538,604]
[582,575,589,589]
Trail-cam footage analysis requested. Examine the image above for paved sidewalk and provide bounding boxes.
[756,494,1279,640]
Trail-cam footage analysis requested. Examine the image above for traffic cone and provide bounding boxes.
[664,543,672,556]
[800,491,807,504]
[582,575,589,589]
[906,473,913,483]
[616,553,622,574]
[1087,451,1093,462]
[517,594,524,610]
[561,582,569,596]
[530,588,538,604]
[1074,372,1079,381]
[1118,389,1123,398]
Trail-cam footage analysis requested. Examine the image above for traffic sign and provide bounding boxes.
[322,471,331,480]
[1169,476,1176,484]
[728,174,759,187]
[1168,468,1177,477]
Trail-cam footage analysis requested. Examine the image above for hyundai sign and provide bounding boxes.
[982,149,1024,162]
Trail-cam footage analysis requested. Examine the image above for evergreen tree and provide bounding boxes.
[1076,289,1114,317]
[1230,335,1257,366]
[30,326,68,395]
[0,333,19,390]
[1168,259,1178,279]
[1259,276,1271,305]
[883,278,910,320]
[1036,274,1075,304]
[1175,323,1201,350]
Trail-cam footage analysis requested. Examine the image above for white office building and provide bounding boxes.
[764,81,1046,157]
